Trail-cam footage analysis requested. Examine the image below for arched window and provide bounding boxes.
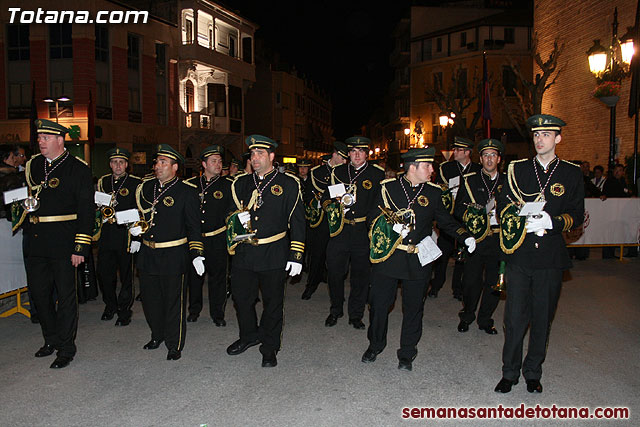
[185,80,194,113]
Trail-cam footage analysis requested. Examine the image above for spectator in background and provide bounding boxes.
[13,146,26,171]
[601,164,633,259]
[591,165,606,193]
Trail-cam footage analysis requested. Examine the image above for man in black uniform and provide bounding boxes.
[22,119,94,369]
[225,135,305,367]
[301,142,348,300]
[96,148,142,326]
[495,114,584,393]
[184,145,234,326]
[454,139,505,335]
[322,136,385,329]
[431,136,482,299]
[130,144,204,361]
[363,147,475,370]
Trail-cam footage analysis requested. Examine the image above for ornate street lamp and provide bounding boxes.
[43,95,71,123]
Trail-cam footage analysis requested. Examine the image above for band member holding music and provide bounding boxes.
[322,136,385,330]
[225,135,305,368]
[183,145,234,326]
[431,136,481,299]
[129,144,204,361]
[301,142,348,300]
[495,114,584,393]
[96,148,142,326]
[453,139,505,335]
[363,147,475,371]
[21,119,94,369]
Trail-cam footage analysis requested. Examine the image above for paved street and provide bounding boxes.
[1,253,638,426]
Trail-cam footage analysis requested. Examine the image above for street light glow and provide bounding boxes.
[586,39,608,75]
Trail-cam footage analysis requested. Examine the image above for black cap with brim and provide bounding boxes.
[107,147,131,161]
[478,138,504,154]
[154,144,185,164]
[200,145,224,160]
[345,136,371,149]
[246,134,278,150]
[527,114,566,132]
[298,159,312,167]
[452,136,474,149]
[35,119,68,136]
[401,147,436,163]
[333,141,349,159]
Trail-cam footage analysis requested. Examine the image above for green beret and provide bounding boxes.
[35,119,68,136]
[452,136,474,149]
[200,145,224,160]
[154,144,185,164]
[478,138,504,154]
[401,147,435,163]
[333,141,349,159]
[298,158,312,167]
[527,114,566,132]
[246,134,278,150]
[345,136,371,149]
[106,147,130,161]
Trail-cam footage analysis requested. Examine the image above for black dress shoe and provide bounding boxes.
[143,339,163,350]
[101,310,115,321]
[348,318,365,330]
[427,289,438,298]
[301,287,316,300]
[479,325,498,335]
[324,313,342,327]
[261,351,278,367]
[361,348,381,363]
[494,378,518,393]
[35,344,55,358]
[526,379,543,393]
[226,339,260,355]
[115,317,131,326]
[50,355,73,369]
[398,358,413,371]
[167,349,182,360]
[187,313,199,322]
[213,318,226,327]
[457,320,470,332]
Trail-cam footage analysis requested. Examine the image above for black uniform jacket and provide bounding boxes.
[454,170,506,255]
[184,174,234,237]
[436,160,482,188]
[23,152,94,259]
[368,177,471,281]
[230,169,306,271]
[97,173,142,251]
[135,176,203,275]
[322,162,386,231]
[497,158,585,270]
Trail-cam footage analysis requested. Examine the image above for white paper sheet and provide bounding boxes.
[3,187,28,205]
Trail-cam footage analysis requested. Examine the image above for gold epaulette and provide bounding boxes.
[182,180,197,188]
[311,164,322,172]
[285,171,300,183]
[74,156,88,166]
[142,175,155,182]
[380,178,396,185]
[561,159,580,168]
[372,164,385,172]
[129,174,141,180]
[427,182,443,190]
[183,176,198,184]
[463,172,476,178]
[225,176,235,182]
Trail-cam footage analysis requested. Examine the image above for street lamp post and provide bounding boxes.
[586,8,633,175]
[438,111,455,150]
[43,95,71,123]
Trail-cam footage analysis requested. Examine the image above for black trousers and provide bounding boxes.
[139,272,187,351]
[97,245,134,318]
[431,233,464,295]
[502,263,562,381]
[459,246,500,328]
[231,266,287,354]
[25,256,78,358]
[326,223,370,320]
[187,236,228,319]
[305,220,330,291]
[367,270,430,360]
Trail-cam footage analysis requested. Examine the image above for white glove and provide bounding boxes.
[285,261,302,277]
[392,223,410,239]
[130,241,141,253]
[526,211,553,234]
[464,237,476,254]
[129,226,142,236]
[192,256,205,276]
[238,211,251,228]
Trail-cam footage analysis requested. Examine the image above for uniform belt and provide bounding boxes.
[253,231,287,245]
[397,244,419,254]
[344,217,366,226]
[202,226,226,237]
[142,237,188,249]
[29,214,77,224]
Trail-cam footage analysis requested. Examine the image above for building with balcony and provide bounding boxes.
[0,0,256,178]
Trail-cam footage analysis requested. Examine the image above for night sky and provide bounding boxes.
[224,1,412,139]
